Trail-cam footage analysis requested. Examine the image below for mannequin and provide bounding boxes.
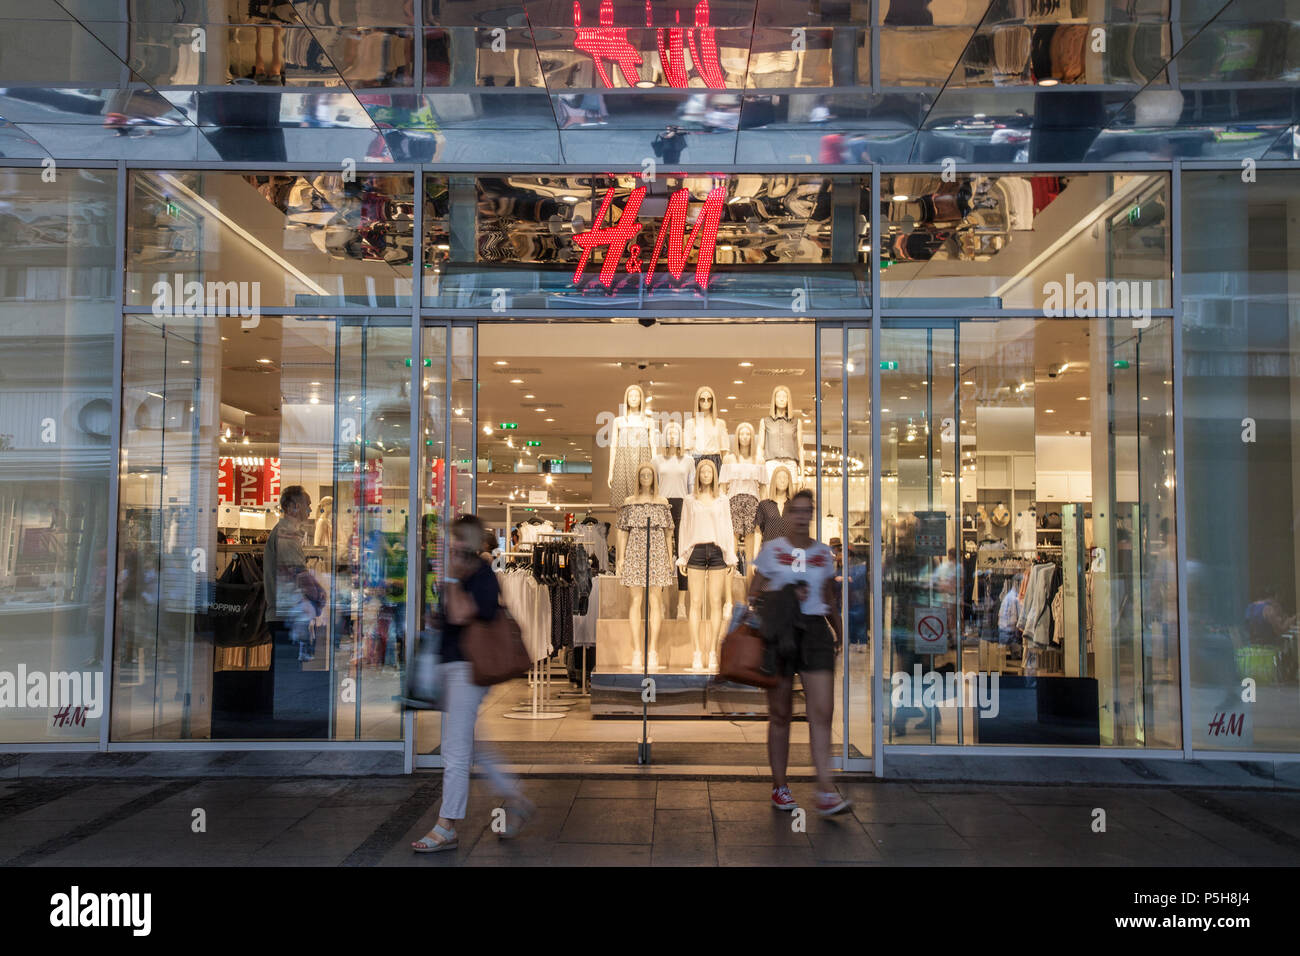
[676,458,736,671]
[652,419,693,612]
[608,384,657,518]
[683,386,729,476]
[314,496,334,547]
[616,463,674,671]
[758,385,805,488]
[720,421,764,578]
[754,465,794,552]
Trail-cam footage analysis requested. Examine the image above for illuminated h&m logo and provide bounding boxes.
[572,185,726,289]
[573,0,727,89]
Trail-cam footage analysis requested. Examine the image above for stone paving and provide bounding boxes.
[1,775,1299,866]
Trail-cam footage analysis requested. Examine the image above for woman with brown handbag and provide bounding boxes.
[412,515,533,853]
[748,489,850,817]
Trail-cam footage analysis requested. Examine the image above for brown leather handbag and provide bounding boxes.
[718,613,778,689]
[462,607,531,687]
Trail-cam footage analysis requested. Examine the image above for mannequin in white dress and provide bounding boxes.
[608,383,656,565]
[676,458,736,671]
[313,496,334,547]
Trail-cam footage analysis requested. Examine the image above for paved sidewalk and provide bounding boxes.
[2,775,1299,866]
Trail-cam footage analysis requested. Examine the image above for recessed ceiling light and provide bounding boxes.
[483,425,493,435]
[720,408,728,413]
[524,394,535,399]
[892,194,909,202]
[1076,396,1088,401]
[180,359,191,365]
[454,407,464,415]
[1044,408,1055,413]
[310,397,320,405]
[535,407,545,412]
[1038,78,1059,86]
[561,195,579,202]
[545,418,555,422]
[310,381,320,386]
[257,358,272,364]
[739,361,753,367]
[510,378,523,384]
[726,395,737,400]
[495,360,508,366]
[963,380,974,386]
[733,379,743,385]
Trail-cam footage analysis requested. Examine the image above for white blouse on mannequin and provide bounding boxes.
[653,454,694,499]
[683,414,729,455]
[677,495,738,567]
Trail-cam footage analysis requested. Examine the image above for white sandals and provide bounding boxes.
[411,824,458,853]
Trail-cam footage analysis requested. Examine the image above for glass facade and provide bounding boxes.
[0,0,1296,768]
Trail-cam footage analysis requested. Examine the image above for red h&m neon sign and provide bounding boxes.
[572,185,727,289]
[573,0,727,89]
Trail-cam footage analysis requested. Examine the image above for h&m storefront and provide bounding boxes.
[2,0,1300,774]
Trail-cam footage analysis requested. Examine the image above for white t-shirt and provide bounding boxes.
[754,537,838,615]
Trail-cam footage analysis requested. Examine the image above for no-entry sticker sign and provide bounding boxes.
[913,606,951,654]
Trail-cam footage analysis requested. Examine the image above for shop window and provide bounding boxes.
[0,168,116,743]
[1183,170,1300,752]
[112,313,432,741]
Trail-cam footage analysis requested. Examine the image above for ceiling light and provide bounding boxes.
[524,394,535,399]
[726,395,737,400]
[257,358,272,364]
[483,425,493,435]
[454,407,464,415]
[1076,396,1088,401]
[510,378,523,384]
[561,195,579,202]
[180,359,191,365]
[545,474,554,484]
[892,194,909,202]
[739,361,753,367]
[309,396,320,405]
[310,381,320,386]
[635,79,657,89]
[242,436,249,445]
[495,360,508,366]
[1044,408,1055,414]
[535,407,545,412]
[545,418,554,422]
[733,379,743,385]
[1038,78,1059,87]
[963,380,974,386]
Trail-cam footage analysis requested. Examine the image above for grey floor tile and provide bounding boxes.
[559,798,656,844]
[708,781,777,801]
[550,843,652,866]
[654,808,714,833]
[714,820,810,847]
[717,844,817,866]
[866,823,970,851]
[850,799,944,825]
[710,800,777,822]
[577,779,657,799]
[656,787,710,810]
[809,825,882,863]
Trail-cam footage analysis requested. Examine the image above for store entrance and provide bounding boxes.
[418,319,870,769]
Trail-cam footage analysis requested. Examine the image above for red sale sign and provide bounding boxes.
[572,184,726,288]
[574,0,727,89]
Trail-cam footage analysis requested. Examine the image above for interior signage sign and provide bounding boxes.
[572,184,726,289]
[573,0,727,89]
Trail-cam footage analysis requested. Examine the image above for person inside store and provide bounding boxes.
[263,485,326,648]
[748,488,851,817]
[412,515,533,853]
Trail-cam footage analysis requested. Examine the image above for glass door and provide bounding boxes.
[819,323,872,763]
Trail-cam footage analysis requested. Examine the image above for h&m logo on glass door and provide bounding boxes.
[571,184,726,290]
[573,0,728,89]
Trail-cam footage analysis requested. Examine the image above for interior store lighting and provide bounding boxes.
[155,172,331,297]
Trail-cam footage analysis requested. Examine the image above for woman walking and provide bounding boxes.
[412,515,533,852]
[748,489,851,816]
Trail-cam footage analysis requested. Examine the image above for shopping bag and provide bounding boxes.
[718,605,778,688]
[463,608,531,686]
[399,626,444,710]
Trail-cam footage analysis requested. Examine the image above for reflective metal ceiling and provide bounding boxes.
[0,0,1294,164]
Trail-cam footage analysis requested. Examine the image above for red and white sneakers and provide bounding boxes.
[814,791,852,817]
[771,785,798,811]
